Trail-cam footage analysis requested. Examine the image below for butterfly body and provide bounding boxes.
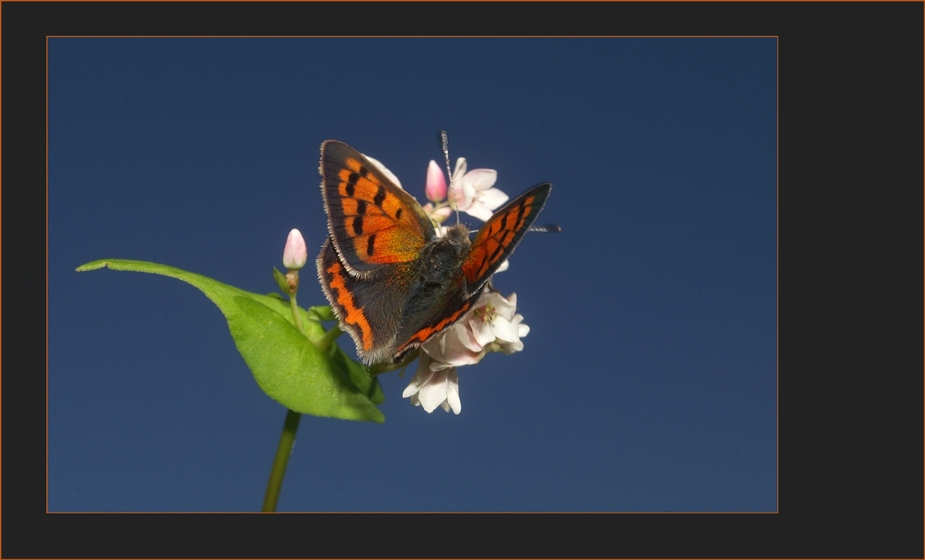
[316,140,551,365]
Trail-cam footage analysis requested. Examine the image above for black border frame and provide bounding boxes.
[7,1,923,558]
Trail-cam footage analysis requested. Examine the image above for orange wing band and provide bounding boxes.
[396,301,472,353]
[325,257,374,352]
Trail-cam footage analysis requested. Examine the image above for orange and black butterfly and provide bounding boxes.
[316,140,552,365]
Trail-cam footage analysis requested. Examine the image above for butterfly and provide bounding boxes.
[316,140,552,365]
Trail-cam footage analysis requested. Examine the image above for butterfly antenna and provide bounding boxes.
[440,130,460,223]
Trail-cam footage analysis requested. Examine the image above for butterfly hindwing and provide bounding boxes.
[317,238,416,364]
[462,183,552,289]
[320,140,436,275]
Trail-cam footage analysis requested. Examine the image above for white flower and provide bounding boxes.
[469,291,530,355]
[449,157,508,222]
[402,288,529,414]
[402,354,461,414]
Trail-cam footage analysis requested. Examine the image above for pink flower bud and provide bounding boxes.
[425,160,447,202]
[282,228,307,270]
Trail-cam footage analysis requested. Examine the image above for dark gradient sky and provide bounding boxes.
[48,37,777,512]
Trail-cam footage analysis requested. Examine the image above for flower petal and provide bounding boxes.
[489,316,520,343]
[462,203,494,222]
[452,157,467,179]
[464,168,498,191]
[419,388,443,412]
[475,187,509,210]
[445,369,461,414]
[469,316,496,347]
[452,181,477,211]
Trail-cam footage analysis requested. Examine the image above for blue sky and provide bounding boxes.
[48,37,777,512]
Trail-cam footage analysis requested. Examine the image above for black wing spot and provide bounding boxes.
[346,172,359,197]
[367,234,376,256]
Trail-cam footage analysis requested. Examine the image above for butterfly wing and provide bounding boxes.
[462,183,553,292]
[317,238,411,364]
[320,140,436,276]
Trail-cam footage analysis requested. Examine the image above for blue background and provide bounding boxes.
[48,38,776,512]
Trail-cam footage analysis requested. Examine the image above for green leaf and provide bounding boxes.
[77,259,384,423]
[271,266,291,295]
[308,305,336,322]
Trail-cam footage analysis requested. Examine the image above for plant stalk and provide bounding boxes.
[262,408,302,512]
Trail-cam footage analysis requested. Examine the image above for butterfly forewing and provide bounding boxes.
[462,183,552,289]
[321,141,436,274]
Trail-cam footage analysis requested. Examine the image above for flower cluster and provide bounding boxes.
[402,288,529,414]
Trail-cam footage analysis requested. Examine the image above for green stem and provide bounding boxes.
[289,291,304,334]
[316,324,343,353]
[262,408,302,512]
[263,288,340,511]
